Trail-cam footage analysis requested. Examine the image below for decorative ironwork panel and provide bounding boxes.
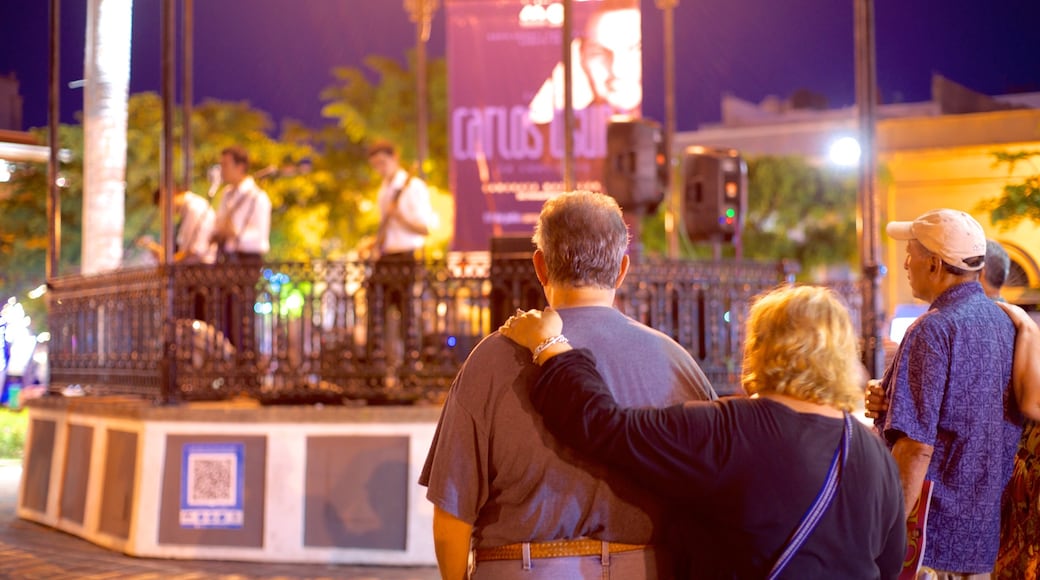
[46,254,822,403]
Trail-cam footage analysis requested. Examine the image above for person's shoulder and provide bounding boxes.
[611,310,674,338]
[187,192,213,210]
[902,307,947,341]
[448,334,533,408]
[242,176,269,196]
[406,173,431,194]
[458,333,528,372]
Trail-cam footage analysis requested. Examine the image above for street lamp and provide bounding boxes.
[405,0,440,179]
[855,0,884,378]
[656,0,679,258]
[828,136,861,167]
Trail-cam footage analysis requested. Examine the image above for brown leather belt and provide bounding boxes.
[474,538,647,562]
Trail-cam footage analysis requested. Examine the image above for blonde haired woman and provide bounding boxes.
[501,285,906,579]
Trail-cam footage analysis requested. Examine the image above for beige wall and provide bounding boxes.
[880,139,1040,312]
[679,106,1040,320]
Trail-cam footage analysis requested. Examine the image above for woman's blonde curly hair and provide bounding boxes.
[741,285,862,411]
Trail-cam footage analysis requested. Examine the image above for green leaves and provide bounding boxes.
[742,156,859,277]
[978,150,1040,230]
[1,50,452,309]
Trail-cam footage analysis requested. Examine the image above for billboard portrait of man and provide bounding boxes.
[447,0,643,251]
[528,0,642,124]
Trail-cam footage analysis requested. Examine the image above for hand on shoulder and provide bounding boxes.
[499,307,563,351]
[996,301,1038,332]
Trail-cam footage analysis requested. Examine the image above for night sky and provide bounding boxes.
[3,0,1039,133]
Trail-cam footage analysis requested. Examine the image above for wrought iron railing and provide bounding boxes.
[47,253,813,404]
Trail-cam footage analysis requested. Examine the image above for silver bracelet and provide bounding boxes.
[532,334,569,363]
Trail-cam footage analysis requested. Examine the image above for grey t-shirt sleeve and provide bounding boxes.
[651,336,718,403]
[418,355,491,524]
[674,347,718,402]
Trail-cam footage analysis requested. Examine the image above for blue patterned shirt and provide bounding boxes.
[878,281,1020,573]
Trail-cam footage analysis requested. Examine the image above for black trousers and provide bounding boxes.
[366,251,423,363]
[218,252,263,351]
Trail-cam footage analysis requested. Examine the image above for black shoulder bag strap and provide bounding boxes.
[767,412,852,579]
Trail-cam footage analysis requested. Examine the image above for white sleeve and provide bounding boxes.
[399,178,436,230]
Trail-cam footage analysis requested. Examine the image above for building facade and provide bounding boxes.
[675,75,1040,317]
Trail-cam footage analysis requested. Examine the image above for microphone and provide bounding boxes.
[207,164,222,198]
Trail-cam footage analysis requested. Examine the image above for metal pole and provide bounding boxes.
[406,0,438,179]
[161,0,177,402]
[562,0,574,190]
[656,0,679,258]
[181,0,193,188]
[416,4,427,179]
[855,0,884,378]
[47,0,61,281]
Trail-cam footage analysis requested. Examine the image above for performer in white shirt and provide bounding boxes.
[213,145,271,260]
[138,186,217,264]
[364,140,436,370]
[367,141,435,258]
[211,145,271,351]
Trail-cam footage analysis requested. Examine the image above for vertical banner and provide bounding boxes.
[447,0,642,251]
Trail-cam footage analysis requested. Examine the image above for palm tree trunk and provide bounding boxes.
[82,0,133,274]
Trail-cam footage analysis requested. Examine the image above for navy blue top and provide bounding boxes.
[878,281,1019,573]
[534,349,906,579]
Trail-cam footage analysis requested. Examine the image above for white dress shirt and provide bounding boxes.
[178,192,217,264]
[378,169,435,254]
[214,176,271,255]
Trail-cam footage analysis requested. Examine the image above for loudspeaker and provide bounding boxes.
[604,119,665,214]
[683,147,746,242]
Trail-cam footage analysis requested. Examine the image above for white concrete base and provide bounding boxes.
[18,399,441,565]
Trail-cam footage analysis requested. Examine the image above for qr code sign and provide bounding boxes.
[187,453,237,506]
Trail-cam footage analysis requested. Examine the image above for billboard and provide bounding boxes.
[446,0,642,250]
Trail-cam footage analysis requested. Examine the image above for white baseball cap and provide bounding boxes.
[886,209,986,271]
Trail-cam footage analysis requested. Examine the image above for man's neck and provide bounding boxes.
[927,277,976,304]
[544,284,616,309]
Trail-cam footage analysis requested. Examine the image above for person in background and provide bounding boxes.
[994,300,1040,579]
[211,145,271,350]
[212,145,271,261]
[876,209,1019,578]
[981,239,1011,301]
[363,140,435,368]
[137,185,216,265]
[868,237,1040,578]
[366,140,434,259]
[420,191,715,579]
[867,239,1022,417]
[499,285,906,578]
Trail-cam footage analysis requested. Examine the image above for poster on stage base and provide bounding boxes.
[447,0,643,251]
[179,442,246,529]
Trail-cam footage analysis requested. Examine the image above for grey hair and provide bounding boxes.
[984,239,1010,290]
[532,191,630,288]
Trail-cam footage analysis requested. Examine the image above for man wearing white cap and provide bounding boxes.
[875,208,1021,578]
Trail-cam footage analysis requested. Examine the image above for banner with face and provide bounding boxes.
[446,0,642,250]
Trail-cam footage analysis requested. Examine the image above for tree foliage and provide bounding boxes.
[741,156,859,277]
[0,51,451,315]
[317,51,451,254]
[976,150,1040,230]
[0,123,84,322]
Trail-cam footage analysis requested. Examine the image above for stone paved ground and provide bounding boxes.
[0,461,440,580]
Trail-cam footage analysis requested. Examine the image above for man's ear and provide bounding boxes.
[614,254,630,289]
[532,249,550,286]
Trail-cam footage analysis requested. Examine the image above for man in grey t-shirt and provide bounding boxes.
[419,191,716,579]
